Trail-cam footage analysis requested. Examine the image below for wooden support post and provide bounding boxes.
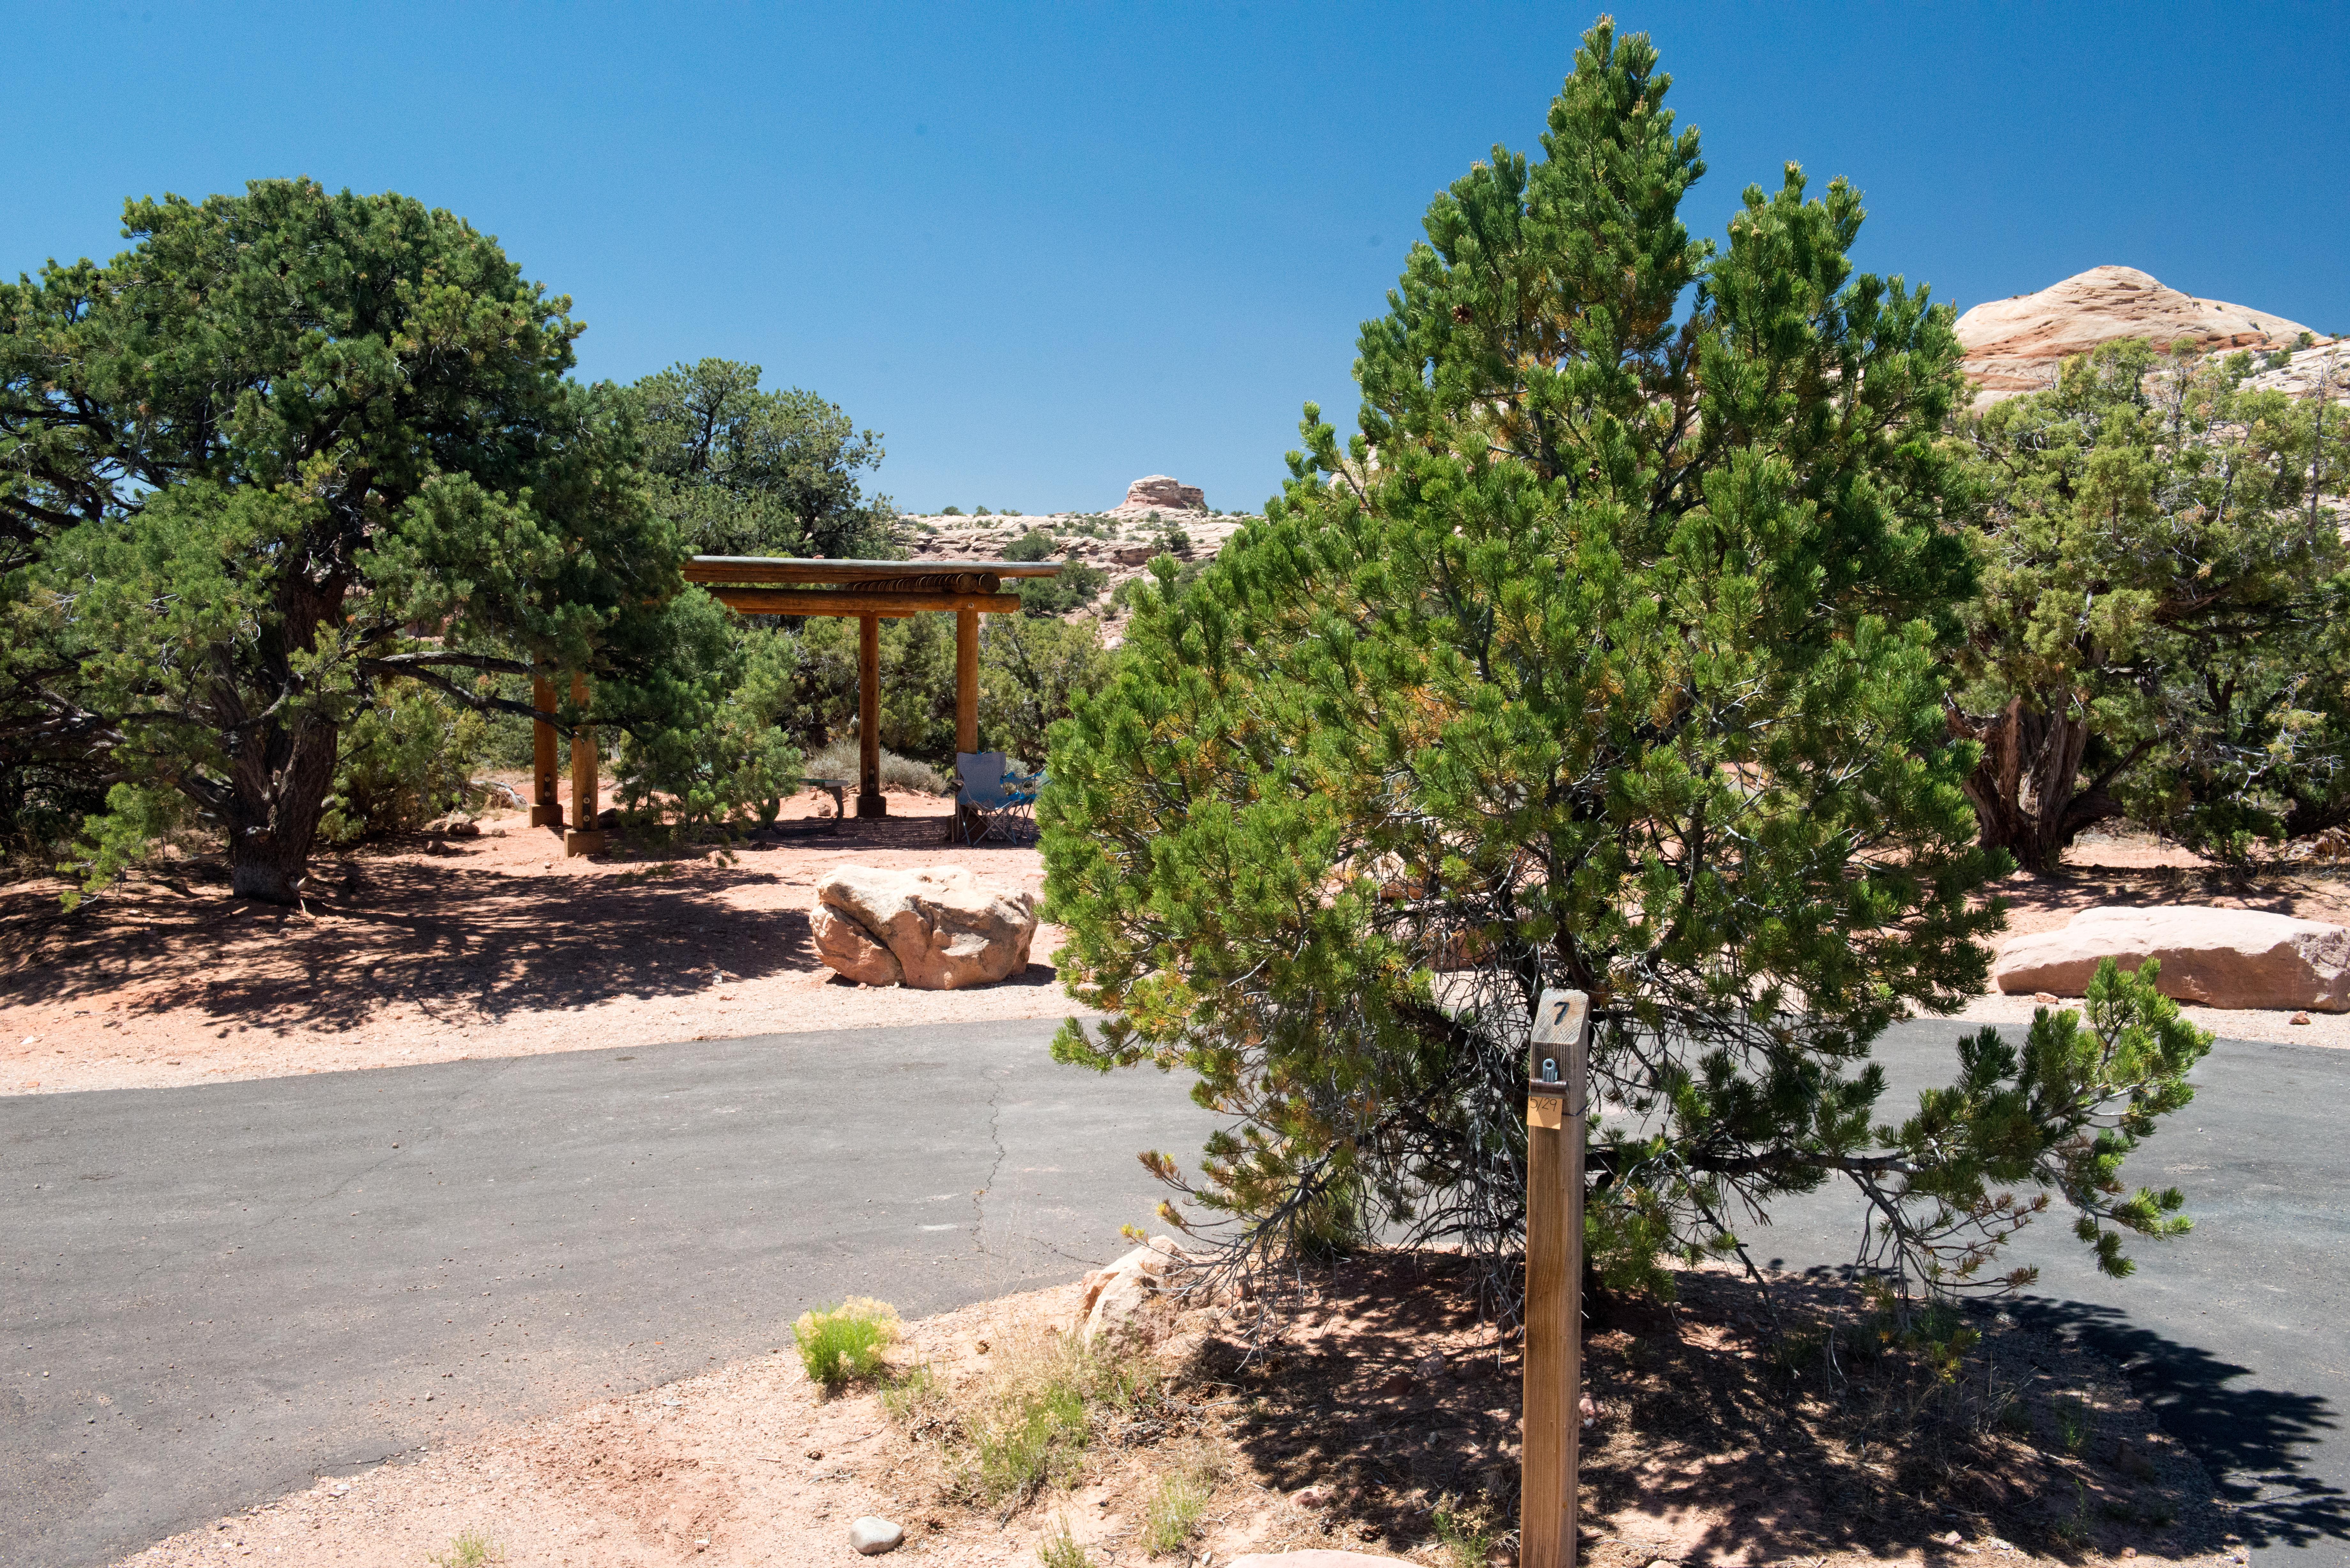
[856,613,885,818]
[530,675,562,828]
[564,673,606,857]
[1522,989,1589,1568]
[956,607,980,757]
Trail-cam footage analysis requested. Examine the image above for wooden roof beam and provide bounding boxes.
[684,555,1065,585]
[701,586,1024,617]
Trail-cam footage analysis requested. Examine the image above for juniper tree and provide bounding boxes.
[628,358,899,560]
[1040,21,2210,1304]
[1,179,693,902]
[1952,339,2350,865]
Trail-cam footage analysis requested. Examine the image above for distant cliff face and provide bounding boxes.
[1956,265,2317,401]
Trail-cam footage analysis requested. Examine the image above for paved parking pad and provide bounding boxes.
[1,1017,1217,1568]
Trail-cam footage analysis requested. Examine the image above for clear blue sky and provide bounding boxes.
[8,2,2345,515]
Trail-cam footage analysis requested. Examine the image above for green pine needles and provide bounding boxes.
[1039,20,2212,1306]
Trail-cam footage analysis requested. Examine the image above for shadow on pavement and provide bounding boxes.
[2011,1299,2348,1553]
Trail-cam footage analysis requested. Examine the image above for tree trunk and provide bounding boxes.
[223,713,341,904]
[1948,696,2122,872]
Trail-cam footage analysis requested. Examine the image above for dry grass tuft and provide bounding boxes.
[792,1297,902,1391]
[888,1320,1174,1516]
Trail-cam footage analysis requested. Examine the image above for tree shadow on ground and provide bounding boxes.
[2009,1297,2348,1553]
[1997,860,2346,925]
[0,803,1051,1039]
[1192,1251,2287,1566]
[0,858,805,1035]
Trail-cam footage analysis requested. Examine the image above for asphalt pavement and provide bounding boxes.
[1753,1019,2350,1568]
[2,1017,1219,1568]
[5,1015,2345,1568]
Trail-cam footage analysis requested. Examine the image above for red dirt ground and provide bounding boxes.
[1,784,1079,1096]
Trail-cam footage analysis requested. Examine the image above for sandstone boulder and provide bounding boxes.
[1112,474,1205,515]
[1079,1234,1187,1344]
[811,900,903,986]
[812,866,1037,990]
[1957,266,2313,400]
[1993,905,2350,1012]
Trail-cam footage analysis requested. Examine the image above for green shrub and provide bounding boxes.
[948,1325,1157,1510]
[1016,561,1108,617]
[1432,1495,1494,1568]
[60,782,199,907]
[1141,1446,1223,1553]
[804,737,951,795]
[979,615,1110,768]
[792,1297,901,1391]
[2051,1393,2093,1455]
[319,688,487,844]
[975,1375,1090,1503]
[615,612,804,830]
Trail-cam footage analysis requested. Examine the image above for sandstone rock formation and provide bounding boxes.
[1957,266,2314,400]
[810,866,1037,989]
[1993,905,2350,1011]
[1112,474,1205,515]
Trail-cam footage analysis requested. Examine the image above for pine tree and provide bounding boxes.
[1040,21,2210,1301]
[0,179,689,902]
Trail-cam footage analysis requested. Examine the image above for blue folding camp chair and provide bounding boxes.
[953,751,1014,844]
[954,751,1043,844]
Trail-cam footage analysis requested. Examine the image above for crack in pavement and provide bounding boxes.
[971,1070,1007,1254]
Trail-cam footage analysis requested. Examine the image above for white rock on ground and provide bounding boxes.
[1993,905,2350,1012]
[849,1515,905,1555]
[811,866,1037,990]
[1079,1234,1187,1344]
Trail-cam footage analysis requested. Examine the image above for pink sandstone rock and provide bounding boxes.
[1957,266,2312,398]
[1077,1234,1187,1344]
[810,899,903,986]
[1993,905,2350,1012]
[1112,474,1205,515]
[811,866,1036,989]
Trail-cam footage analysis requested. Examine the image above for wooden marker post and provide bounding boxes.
[1522,988,1589,1568]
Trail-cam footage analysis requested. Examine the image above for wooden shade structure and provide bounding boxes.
[533,555,1064,848]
